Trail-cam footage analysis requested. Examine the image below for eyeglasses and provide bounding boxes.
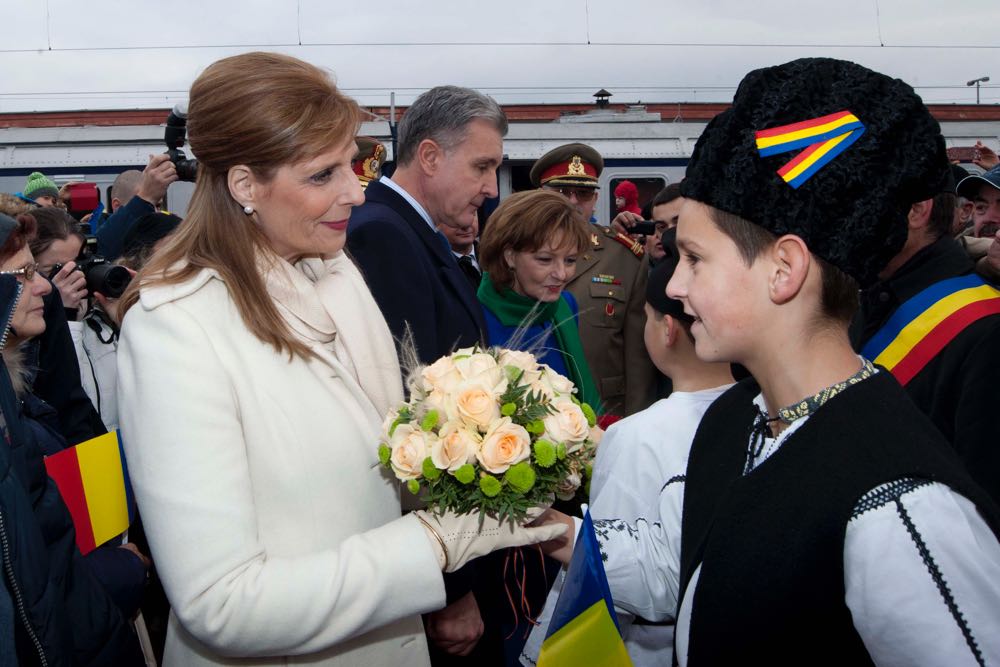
[548,186,599,202]
[0,262,38,282]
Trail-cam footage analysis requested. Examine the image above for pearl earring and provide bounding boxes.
[243,205,254,215]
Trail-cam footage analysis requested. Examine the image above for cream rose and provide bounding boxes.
[543,400,590,448]
[446,379,501,431]
[432,421,481,471]
[539,365,575,398]
[422,389,447,417]
[455,352,498,379]
[498,349,542,385]
[555,470,582,501]
[421,356,463,395]
[388,424,431,480]
[380,411,399,442]
[477,417,531,474]
[589,425,604,446]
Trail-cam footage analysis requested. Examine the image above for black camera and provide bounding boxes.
[165,103,198,182]
[51,257,132,299]
[629,220,662,236]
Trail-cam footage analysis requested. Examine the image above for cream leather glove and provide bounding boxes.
[414,508,568,573]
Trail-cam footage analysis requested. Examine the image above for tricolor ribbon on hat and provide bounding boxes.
[755,110,866,189]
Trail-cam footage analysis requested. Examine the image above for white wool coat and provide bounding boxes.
[117,252,445,666]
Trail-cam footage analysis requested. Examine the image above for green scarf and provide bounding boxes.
[477,272,602,413]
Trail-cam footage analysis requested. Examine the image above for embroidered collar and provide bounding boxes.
[745,359,877,473]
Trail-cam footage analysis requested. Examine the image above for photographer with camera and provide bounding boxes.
[95,153,178,260]
[29,207,88,316]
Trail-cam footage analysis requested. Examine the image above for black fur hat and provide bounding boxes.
[682,57,949,286]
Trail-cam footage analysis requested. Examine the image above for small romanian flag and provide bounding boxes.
[44,430,135,555]
[538,510,633,667]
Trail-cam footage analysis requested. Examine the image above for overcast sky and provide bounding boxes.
[1,0,998,113]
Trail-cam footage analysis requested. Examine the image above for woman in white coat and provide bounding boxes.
[116,52,563,667]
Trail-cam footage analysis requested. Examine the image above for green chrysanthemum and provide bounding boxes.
[533,440,557,468]
[378,444,391,466]
[501,402,517,417]
[422,457,442,480]
[407,479,421,495]
[453,464,475,484]
[421,410,440,432]
[479,475,502,497]
[504,462,536,494]
[581,403,597,428]
[556,443,567,461]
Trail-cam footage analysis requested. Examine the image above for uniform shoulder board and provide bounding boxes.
[606,229,645,259]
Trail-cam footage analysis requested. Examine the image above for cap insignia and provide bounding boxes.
[568,156,586,176]
[754,110,865,189]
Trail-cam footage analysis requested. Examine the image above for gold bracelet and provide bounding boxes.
[414,512,450,572]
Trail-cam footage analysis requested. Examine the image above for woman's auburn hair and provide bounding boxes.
[0,214,37,261]
[478,189,590,290]
[118,52,361,359]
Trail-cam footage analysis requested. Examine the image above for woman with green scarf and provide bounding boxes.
[476,189,601,663]
[477,189,601,412]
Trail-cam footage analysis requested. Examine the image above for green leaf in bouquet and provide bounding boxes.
[504,462,536,494]
[407,479,421,495]
[500,402,517,417]
[581,403,597,427]
[377,444,391,466]
[533,439,557,468]
[479,474,502,497]
[389,406,413,437]
[503,366,526,385]
[525,420,545,435]
[421,410,440,432]
[422,457,442,480]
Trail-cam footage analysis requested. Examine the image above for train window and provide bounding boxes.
[609,177,667,220]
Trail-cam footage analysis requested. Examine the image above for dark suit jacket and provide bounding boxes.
[348,179,488,364]
[348,179,490,634]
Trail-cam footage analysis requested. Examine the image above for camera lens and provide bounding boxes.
[85,263,132,299]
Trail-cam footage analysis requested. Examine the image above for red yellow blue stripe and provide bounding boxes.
[755,110,862,154]
[755,110,865,189]
[44,430,134,555]
[861,274,1000,386]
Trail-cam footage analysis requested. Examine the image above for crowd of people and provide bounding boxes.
[1,50,999,666]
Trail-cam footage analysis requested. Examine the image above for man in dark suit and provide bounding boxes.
[349,85,503,364]
[347,85,507,664]
[441,214,482,291]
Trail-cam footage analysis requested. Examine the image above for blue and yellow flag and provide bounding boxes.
[538,510,633,666]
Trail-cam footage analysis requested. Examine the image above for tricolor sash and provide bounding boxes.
[755,110,866,189]
[861,274,1000,386]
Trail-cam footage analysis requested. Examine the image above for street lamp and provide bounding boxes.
[967,76,990,104]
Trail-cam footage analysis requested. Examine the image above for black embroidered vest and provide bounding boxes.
[677,372,1000,666]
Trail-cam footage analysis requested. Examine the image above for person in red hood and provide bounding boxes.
[614,180,642,216]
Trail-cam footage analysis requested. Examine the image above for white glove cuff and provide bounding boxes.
[414,512,449,571]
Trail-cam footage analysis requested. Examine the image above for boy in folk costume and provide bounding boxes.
[541,58,1000,666]
[522,230,734,666]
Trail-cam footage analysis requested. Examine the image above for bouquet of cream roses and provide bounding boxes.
[377,346,602,522]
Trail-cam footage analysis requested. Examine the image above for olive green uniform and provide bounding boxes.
[565,223,656,416]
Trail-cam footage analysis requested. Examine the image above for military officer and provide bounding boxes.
[531,143,656,417]
[352,136,386,189]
